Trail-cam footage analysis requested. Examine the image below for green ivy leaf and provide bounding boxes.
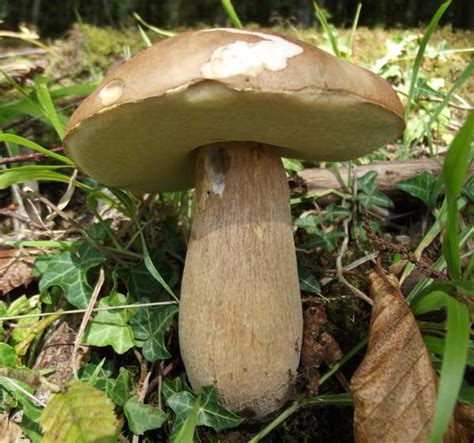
[124,396,167,435]
[38,243,106,309]
[0,343,18,367]
[357,171,394,209]
[130,303,178,362]
[40,380,119,443]
[167,385,242,441]
[299,268,321,295]
[397,171,437,208]
[83,293,135,354]
[109,368,130,407]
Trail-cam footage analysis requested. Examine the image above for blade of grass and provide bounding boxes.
[426,60,474,132]
[34,77,65,140]
[442,112,473,280]
[430,296,470,442]
[249,394,352,442]
[132,13,175,38]
[0,133,72,164]
[348,3,362,59]
[137,24,152,48]
[313,1,341,58]
[221,0,243,29]
[430,112,473,442]
[404,0,451,123]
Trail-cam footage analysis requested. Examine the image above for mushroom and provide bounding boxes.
[64,28,404,419]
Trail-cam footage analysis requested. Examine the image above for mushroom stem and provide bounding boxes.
[179,142,303,419]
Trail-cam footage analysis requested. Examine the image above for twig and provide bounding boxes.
[1,377,47,407]
[71,268,105,379]
[0,300,178,322]
[0,147,64,165]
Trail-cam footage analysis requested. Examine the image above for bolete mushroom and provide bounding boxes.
[64,28,404,419]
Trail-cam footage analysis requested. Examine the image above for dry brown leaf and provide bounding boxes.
[350,271,438,443]
[0,413,29,443]
[0,249,35,296]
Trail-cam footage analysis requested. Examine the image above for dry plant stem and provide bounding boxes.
[71,268,105,379]
[0,147,64,166]
[337,217,373,305]
[180,142,303,419]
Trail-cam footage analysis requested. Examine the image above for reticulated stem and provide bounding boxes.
[179,142,303,419]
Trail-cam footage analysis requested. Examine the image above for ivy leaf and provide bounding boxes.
[40,380,119,443]
[0,343,18,367]
[124,396,167,435]
[397,172,437,208]
[299,268,321,295]
[357,171,394,209]
[38,243,106,309]
[83,293,135,354]
[167,385,243,441]
[109,368,130,407]
[122,250,179,301]
[130,303,178,362]
[295,215,320,234]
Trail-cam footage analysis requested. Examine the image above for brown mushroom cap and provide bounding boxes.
[65,28,404,193]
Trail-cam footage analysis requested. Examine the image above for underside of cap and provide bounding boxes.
[65,28,405,193]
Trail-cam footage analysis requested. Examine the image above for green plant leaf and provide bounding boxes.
[411,290,447,316]
[0,165,82,190]
[34,76,65,140]
[430,296,470,442]
[0,343,18,367]
[397,171,438,208]
[220,0,243,29]
[167,385,242,441]
[442,112,473,280]
[40,380,119,443]
[299,268,321,295]
[124,396,167,435]
[404,0,452,121]
[424,336,474,367]
[0,133,72,164]
[83,293,135,354]
[357,171,394,209]
[108,367,130,406]
[38,243,106,309]
[0,376,42,421]
[130,303,178,362]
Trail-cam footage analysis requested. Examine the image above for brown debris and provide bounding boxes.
[34,316,88,393]
[0,413,29,443]
[0,249,36,296]
[301,300,343,395]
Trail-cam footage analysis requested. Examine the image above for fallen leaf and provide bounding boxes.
[0,412,29,443]
[350,272,438,442]
[0,249,35,296]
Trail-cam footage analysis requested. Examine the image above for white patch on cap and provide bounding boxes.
[99,79,125,106]
[200,29,303,79]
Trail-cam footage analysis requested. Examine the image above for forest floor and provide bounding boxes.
[0,23,473,442]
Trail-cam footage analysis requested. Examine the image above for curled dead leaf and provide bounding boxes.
[0,249,36,296]
[350,272,438,442]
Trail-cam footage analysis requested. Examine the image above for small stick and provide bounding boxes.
[71,268,105,379]
[0,147,64,165]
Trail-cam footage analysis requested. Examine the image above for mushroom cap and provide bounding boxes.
[65,28,405,193]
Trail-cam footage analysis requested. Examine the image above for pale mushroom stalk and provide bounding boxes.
[180,142,302,418]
